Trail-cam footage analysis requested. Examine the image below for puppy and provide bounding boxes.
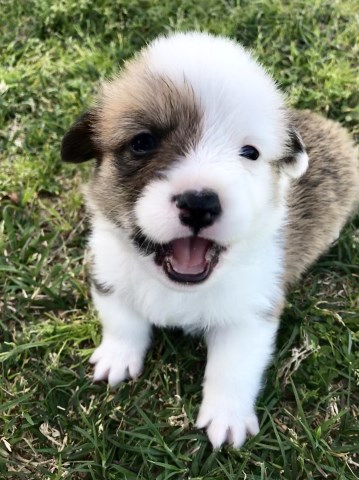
[61,32,359,448]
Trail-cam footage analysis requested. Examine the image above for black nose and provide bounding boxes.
[174,189,222,234]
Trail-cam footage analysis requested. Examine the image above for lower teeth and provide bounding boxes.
[205,245,216,262]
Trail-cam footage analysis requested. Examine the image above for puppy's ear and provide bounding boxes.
[61,110,100,163]
[281,125,309,178]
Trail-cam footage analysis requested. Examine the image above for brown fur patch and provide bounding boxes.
[285,110,359,286]
[87,56,203,229]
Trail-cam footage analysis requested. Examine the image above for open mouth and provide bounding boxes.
[154,237,225,284]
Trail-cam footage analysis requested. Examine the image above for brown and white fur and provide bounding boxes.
[61,32,359,449]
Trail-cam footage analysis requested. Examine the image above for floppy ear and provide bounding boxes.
[61,110,100,163]
[281,125,309,178]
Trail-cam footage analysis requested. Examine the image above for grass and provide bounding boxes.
[0,0,358,478]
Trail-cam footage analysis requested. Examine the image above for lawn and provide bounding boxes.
[0,0,358,478]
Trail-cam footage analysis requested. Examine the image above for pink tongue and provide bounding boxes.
[170,237,210,274]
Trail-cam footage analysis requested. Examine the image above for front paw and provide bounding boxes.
[196,394,260,449]
[89,337,146,387]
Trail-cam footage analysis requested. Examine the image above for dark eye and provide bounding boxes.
[240,145,259,160]
[130,132,157,155]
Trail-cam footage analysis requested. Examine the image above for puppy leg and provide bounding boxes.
[89,290,151,387]
[196,319,278,448]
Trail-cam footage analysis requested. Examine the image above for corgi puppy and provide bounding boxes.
[61,32,359,448]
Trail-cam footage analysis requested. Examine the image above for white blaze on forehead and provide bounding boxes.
[144,32,287,160]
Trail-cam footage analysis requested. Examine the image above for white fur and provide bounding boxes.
[284,150,309,178]
[147,32,288,161]
[90,214,283,448]
[88,32,308,449]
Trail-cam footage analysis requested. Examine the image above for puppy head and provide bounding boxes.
[62,32,308,288]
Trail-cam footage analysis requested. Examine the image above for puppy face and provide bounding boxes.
[62,32,308,288]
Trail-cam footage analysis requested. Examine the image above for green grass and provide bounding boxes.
[1,0,358,478]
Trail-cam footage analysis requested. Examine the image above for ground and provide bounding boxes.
[0,0,358,479]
